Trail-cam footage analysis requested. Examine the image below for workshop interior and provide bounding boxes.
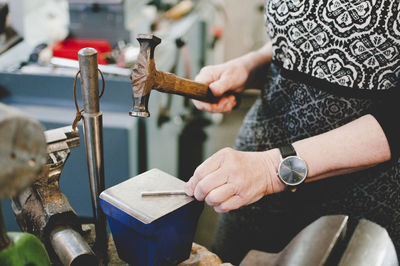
[0,0,398,265]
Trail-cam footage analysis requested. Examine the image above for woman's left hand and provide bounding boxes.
[184,148,286,213]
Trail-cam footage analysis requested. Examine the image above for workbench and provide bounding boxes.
[0,0,222,235]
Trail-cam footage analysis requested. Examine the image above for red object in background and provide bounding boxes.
[52,39,113,65]
[210,26,223,49]
[212,26,223,39]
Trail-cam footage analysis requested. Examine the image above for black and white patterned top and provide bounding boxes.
[210,2,400,264]
[265,0,400,91]
[264,0,400,156]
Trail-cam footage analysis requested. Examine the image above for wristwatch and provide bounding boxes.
[277,144,308,192]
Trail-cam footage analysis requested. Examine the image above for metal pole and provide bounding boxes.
[78,48,108,263]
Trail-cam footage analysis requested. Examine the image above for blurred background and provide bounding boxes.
[0,0,268,250]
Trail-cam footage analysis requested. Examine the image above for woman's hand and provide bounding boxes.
[192,60,250,113]
[184,148,286,213]
[193,42,273,113]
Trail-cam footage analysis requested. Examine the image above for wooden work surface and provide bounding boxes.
[81,224,232,266]
[107,238,232,266]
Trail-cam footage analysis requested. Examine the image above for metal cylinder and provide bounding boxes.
[79,48,100,114]
[78,48,108,261]
[50,226,97,266]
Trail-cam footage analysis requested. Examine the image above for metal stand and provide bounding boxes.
[78,48,108,263]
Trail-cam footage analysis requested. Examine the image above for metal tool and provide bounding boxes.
[0,103,50,266]
[77,47,108,263]
[141,190,187,197]
[50,57,132,77]
[11,126,97,266]
[239,215,399,266]
[338,219,398,266]
[130,34,237,118]
[50,226,96,266]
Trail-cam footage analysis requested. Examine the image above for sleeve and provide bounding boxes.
[370,83,400,158]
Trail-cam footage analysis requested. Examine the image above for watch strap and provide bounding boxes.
[278,144,297,158]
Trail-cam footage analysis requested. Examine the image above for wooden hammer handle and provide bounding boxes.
[154,71,226,103]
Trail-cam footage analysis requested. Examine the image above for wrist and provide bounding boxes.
[236,51,263,73]
[242,43,273,72]
[292,141,313,179]
[262,149,286,194]
[230,43,272,74]
[277,144,309,191]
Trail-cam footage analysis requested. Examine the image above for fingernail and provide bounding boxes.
[209,84,223,96]
[184,182,193,196]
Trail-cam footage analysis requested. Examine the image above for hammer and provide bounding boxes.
[130,34,235,117]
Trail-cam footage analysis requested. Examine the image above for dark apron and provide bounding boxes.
[212,65,400,264]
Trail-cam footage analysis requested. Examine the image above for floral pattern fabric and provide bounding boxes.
[265,0,400,90]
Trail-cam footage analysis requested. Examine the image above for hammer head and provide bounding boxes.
[130,34,161,118]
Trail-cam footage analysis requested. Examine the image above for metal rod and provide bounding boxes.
[79,48,100,113]
[0,204,10,251]
[50,226,97,266]
[141,190,187,197]
[78,48,108,262]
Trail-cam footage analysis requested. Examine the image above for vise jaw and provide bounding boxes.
[12,126,80,239]
[11,126,97,266]
[240,215,398,266]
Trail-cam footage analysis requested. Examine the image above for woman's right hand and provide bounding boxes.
[192,59,251,113]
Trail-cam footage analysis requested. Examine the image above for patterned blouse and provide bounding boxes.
[264,0,400,154]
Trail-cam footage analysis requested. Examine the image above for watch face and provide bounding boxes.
[278,156,307,186]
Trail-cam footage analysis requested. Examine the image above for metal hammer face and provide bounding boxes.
[130,34,161,118]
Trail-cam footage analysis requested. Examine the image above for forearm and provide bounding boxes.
[230,42,273,73]
[184,115,391,211]
[267,114,391,184]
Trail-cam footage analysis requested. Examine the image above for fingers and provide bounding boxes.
[193,169,228,201]
[184,183,194,196]
[214,195,244,213]
[184,152,224,196]
[188,174,243,213]
[191,181,245,213]
[192,95,236,113]
[195,65,238,95]
[193,64,243,113]
[195,66,220,85]
[204,183,236,206]
[186,149,278,213]
[209,74,235,97]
